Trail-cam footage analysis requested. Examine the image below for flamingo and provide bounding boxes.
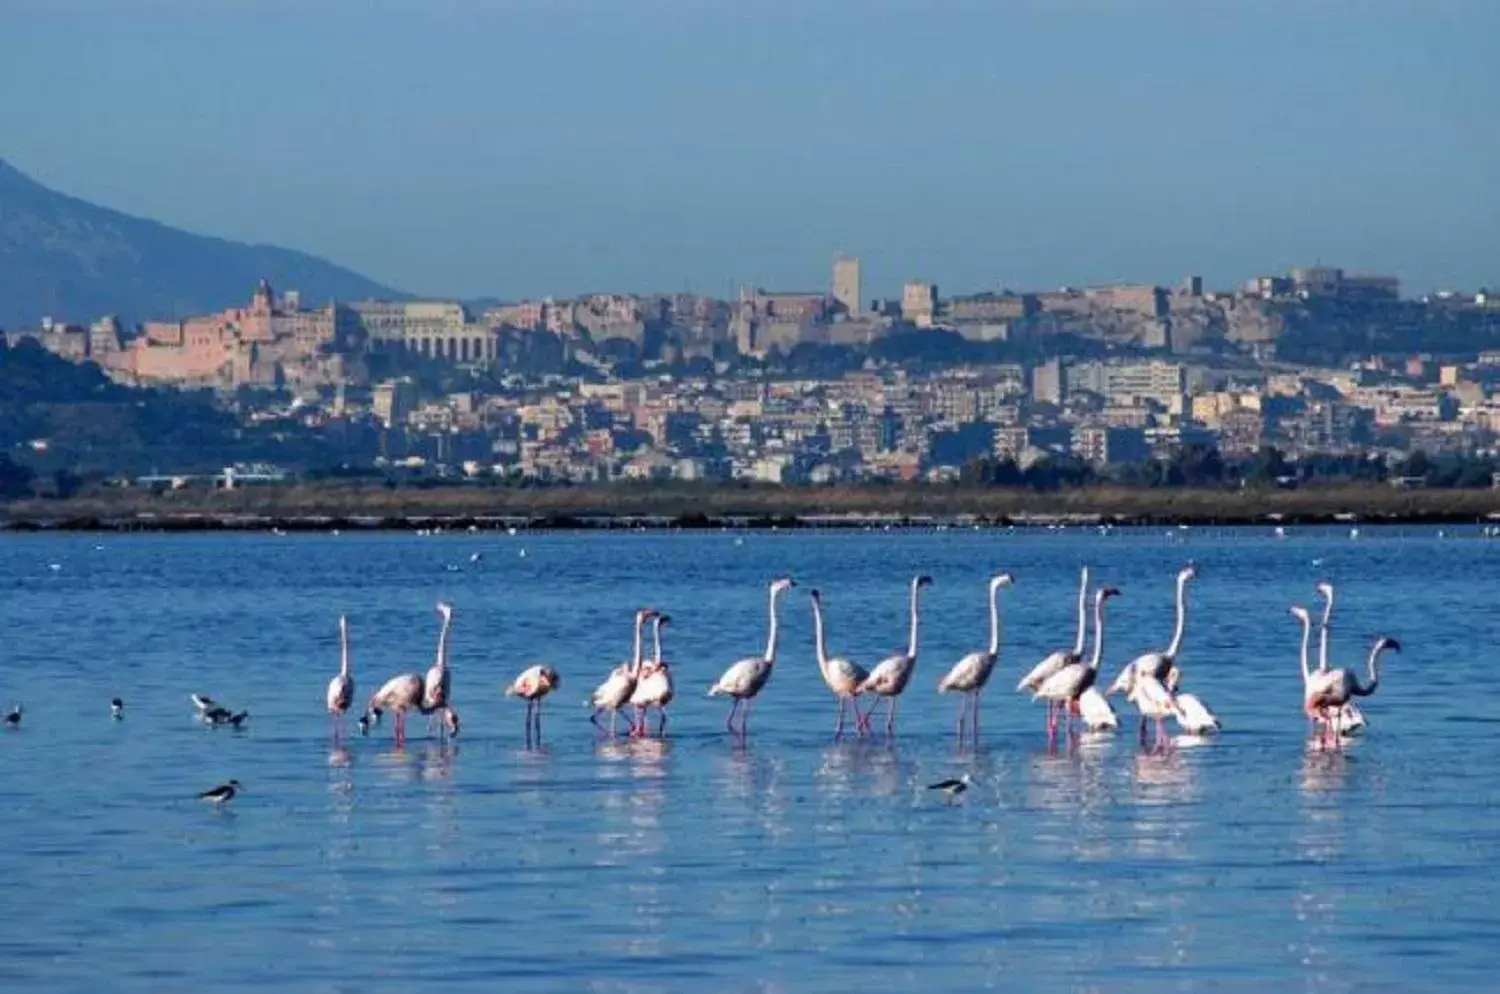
[1017,566,1090,731]
[366,673,424,747]
[630,613,675,736]
[808,589,870,737]
[1034,586,1121,736]
[325,614,355,737]
[590,608,657,736]
[1126,667,1179,751]
[708,576,795,737]
[936,572,1016,741]
[1106,563,1197,705]
[423,602,454,720]
[1076,687,1118,732]
[1315,582,1367,735]
[1305,634,1399,743]
[857,574,934,736]
[1166,668,1221,734]
[506,664,561,745]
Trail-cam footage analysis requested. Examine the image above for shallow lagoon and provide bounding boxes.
[1,527,1495,992]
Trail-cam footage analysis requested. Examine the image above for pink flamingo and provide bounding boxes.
[708,577,795,738]
[506,664,560,746]
[325,615,355,738]
[366,673,423,747]
[631,613,675,736]
[1035,587,1121,738]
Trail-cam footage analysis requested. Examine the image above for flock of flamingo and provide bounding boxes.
[326,564,1397,751]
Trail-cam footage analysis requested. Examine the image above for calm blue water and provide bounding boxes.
[2,527,1497,992]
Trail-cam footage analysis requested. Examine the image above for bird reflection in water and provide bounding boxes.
[1300,741,1354,797]
[815,739,871,802]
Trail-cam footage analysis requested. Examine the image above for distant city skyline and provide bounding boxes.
[3,1,1497,300]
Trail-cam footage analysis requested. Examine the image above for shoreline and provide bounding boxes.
[6,483,1500,532]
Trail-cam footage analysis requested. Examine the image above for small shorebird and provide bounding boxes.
[3,704,21,728]
[111,698,125,720]
[199,780,240,805]
[204,707,248,729]
[928,774,972,799]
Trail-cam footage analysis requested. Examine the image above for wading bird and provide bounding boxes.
[1017,567,1091,731]
[326,615,355,737]
[858,575,934,736]
[808,589,870,737]
[1035,587,1121,737]
[630,613,675,737]
[199,780,240,806]
[936,573,1015,741]
[708,577,795,737]
[506,664,560,746]
[1107,563,1197,710]
[590,608,656,736]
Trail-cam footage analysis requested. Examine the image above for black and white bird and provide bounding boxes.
[111,698,125,720]
[204,707,249,729]
[928,773,973,799]
[198,780,240,805]
[3,704,21,728]
[357,712,373,736]
[191,693,217,718]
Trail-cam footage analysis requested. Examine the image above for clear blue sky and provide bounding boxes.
[3,0,1496,300]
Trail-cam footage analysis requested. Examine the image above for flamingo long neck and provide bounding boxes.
[631,614,647,676]
[1318,591,1333,673]
[1298,614,1312,686]
[1088,595,1107,670]
[811,597,830,671]
[906,580,923,660]
[986,582,1001,658]
[652,619,664,668]
[435,614,451,672]
[764,585,784,663]
[1353,642,1384,696]
[1071,568,1090,657]
[339,620,350,678]
[1165,572,1189,658]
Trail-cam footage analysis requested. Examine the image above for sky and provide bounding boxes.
[2,0,1497,301]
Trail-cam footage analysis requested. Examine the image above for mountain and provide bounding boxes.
[0,157,404,329]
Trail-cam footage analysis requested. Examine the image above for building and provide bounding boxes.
[901,281,938,326]
[832,257,862,317]
[348,300,498,366]
[1073,425,1150,466]
[1070,359,1186,409]
[372,377,418,428]
[1031,358,1064,406]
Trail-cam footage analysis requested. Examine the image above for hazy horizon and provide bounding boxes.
[4,0,1497,300]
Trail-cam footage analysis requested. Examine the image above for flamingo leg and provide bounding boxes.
[834,697,845,738]
[726,698,741,734]
[740,699,753,737]
[657,707,668,737]
[395,710,406,747]
[886,697,898,737]
[971,692,982,742]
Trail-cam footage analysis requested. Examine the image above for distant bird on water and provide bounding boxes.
[3,704,21,728]
[204,707,249,729]
[111,698,125,720]
[928,774,972,799]
[199,780,240,805]
[191,693,217,714]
